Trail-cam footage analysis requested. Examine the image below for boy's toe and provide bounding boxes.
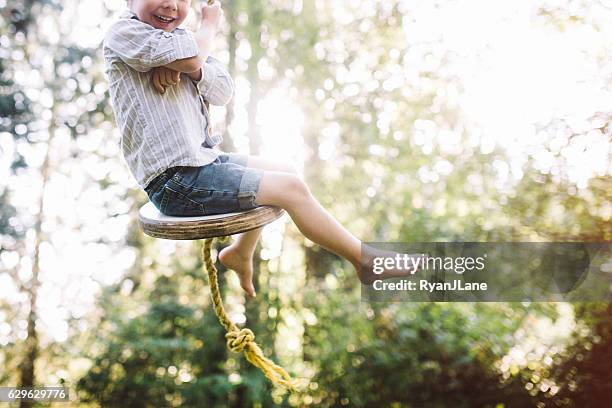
[241,281,256,298]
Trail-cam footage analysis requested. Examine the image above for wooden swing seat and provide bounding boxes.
[138,202,285,240]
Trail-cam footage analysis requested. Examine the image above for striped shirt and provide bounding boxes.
[103,10,234,189]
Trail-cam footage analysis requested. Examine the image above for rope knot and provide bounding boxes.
[226,328,255,353]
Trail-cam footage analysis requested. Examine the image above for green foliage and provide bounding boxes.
[302,289,552,407]
[76,273,235,407]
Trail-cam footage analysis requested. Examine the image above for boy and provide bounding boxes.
[104,0,419,298]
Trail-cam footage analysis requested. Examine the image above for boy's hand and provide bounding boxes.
[151,66,180,94]
[201,0,223,31]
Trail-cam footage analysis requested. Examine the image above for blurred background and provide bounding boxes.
[1,0,611,406]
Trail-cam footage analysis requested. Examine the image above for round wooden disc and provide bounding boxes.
[138,202,285,240]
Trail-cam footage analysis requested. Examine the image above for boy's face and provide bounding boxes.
[129,0,191,32]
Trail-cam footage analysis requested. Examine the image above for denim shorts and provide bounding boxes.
[144,153,264,216]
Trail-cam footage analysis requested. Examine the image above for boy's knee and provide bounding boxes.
[286,175,310,199]
[258,173,310,208]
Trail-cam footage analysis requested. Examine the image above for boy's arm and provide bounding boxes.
[104,18,201,73]
[164,58,201,74]
[162,25,215,74]
[155,25,232,104]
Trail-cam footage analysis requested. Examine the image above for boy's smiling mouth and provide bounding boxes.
[153,14,176,24]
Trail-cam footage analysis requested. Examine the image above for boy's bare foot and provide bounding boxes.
[356,245,428,285]
[218,244,256,298]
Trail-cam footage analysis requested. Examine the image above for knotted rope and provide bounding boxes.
[202,237,298,390]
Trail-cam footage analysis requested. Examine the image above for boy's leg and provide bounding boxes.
[254,171,419,283]
[255,170,361,265]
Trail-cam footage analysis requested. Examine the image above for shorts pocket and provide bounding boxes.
[159,185,206,217]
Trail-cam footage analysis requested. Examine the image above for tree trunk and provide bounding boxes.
[18,127,53,408]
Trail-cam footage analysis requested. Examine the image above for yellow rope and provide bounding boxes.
[202,238,298,390]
